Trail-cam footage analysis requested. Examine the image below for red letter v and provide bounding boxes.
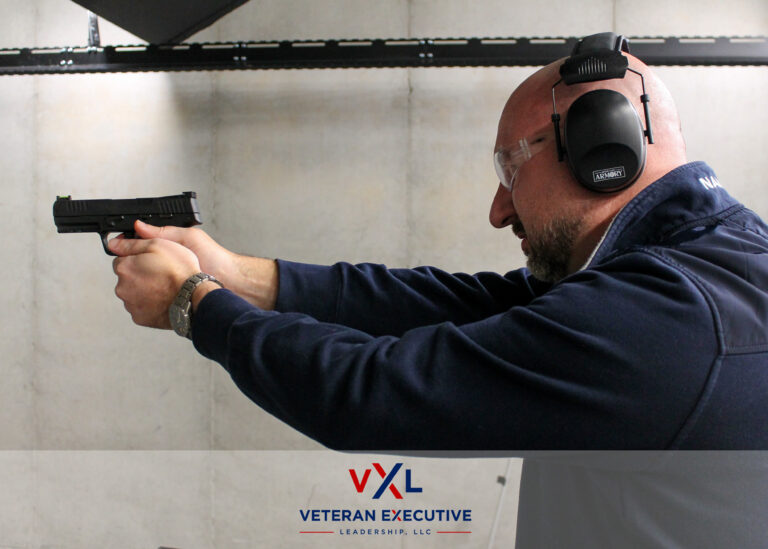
[349,468,372,493]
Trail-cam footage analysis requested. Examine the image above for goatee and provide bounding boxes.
[526,216,583,283]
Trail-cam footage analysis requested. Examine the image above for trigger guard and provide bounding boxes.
[101,230,139,256]
[100,233,116,256]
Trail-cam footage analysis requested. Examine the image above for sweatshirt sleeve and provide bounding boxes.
[192,252,718,451]
[275,259,548,336]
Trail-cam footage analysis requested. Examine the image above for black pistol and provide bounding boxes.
[53,191,202,255]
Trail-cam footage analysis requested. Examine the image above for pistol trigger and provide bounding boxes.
[123,230,137,239]
[101,232,116,256]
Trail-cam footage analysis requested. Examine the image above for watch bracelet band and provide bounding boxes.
[172,272,224,339]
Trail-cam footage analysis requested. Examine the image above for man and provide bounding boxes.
[110,37,768,452]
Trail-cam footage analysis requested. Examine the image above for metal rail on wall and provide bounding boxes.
[0,36,766,75]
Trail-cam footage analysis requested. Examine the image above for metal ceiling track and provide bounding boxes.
[0,36,766,75]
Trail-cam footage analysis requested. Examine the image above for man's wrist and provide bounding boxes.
[229,255,279,310]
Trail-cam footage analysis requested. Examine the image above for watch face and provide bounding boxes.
[169,304,190,337]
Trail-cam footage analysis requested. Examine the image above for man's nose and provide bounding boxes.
[489,183,515,228]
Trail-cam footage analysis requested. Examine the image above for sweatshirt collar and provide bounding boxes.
[586,161,740,267]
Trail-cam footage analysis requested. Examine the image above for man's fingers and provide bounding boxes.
[134,219,189,244]
[108,236,155,256]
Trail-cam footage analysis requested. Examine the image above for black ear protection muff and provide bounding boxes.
[551,32,654,193]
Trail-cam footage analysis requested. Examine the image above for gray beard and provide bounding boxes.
[525,216,583,283]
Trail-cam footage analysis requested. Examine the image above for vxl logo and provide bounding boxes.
[349,463,423,499]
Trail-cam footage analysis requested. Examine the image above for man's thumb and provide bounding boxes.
[134,219,161,238]
[108,235,151,256]
[134,219,186,243]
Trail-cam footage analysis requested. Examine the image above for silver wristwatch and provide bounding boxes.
[169,272,223,339]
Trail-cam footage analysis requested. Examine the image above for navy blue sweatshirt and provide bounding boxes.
[193,162,768,450]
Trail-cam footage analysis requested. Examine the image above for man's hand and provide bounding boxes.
[110,237,201,329]
[132,220,233,281]
[132,220,279,310]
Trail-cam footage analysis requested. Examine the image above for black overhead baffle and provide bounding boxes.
[0,36,765,75]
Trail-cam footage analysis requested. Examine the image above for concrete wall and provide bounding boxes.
[0,0,766,547]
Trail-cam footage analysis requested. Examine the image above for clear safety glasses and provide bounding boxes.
[493,134,549,191]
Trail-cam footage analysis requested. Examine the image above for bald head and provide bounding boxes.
[497,53,687,191]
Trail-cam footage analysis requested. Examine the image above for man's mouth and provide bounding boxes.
[511,221,530,256]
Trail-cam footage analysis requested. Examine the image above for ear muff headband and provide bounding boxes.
[550,32,654,193]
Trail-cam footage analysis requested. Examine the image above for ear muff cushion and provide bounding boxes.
[564,89,646,192]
